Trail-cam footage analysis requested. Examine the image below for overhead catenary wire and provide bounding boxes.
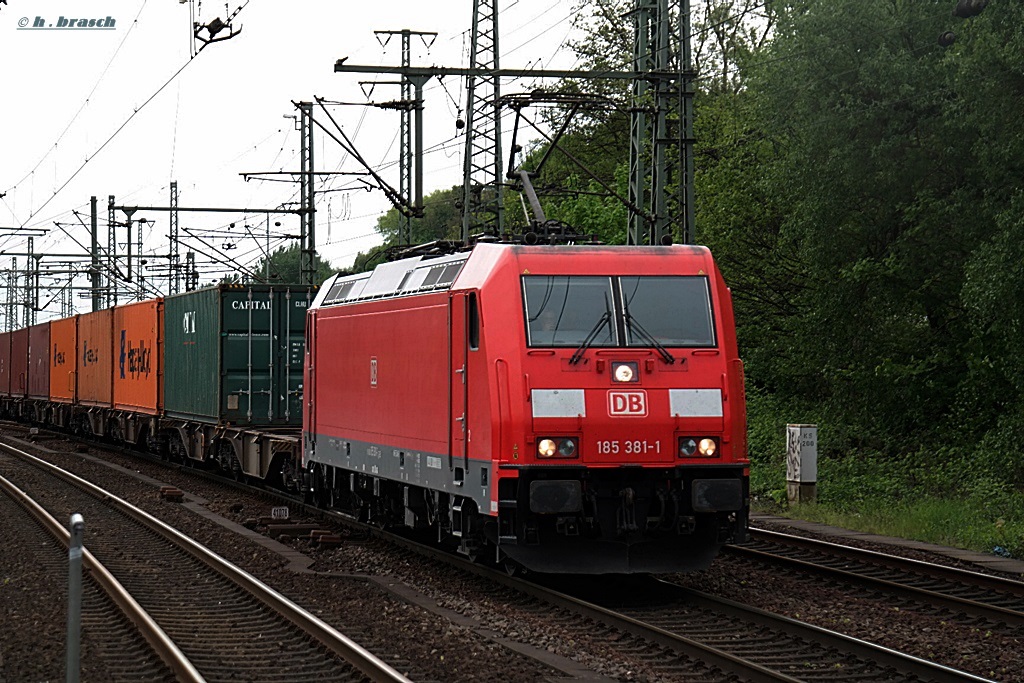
[3,0,151,212]
[7,1,651,310]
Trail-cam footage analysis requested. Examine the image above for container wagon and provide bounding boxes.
[161,284,313,486]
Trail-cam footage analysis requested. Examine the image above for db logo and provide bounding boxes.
[608,390,647,417]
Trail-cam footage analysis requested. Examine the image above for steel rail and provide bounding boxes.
[0,467,204,682]
[729,528,1024,627]
[665,581,996,683]
[0,440,410,683]
[9,427,997,683]
[749,527,1024,591]
[306,515,996,682]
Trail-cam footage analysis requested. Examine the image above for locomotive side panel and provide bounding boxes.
[49,316,79,404]
[27,322,51,401]
[311,298,450,456]
[710,261,748,462]
[113,300,163,415]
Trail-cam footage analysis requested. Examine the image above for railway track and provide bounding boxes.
[726,527,1024,629]
[322,514,998,682]
[483,569,996,683]
[2,427,1011,682]
[0,439,409,683]
[0,474,179,682]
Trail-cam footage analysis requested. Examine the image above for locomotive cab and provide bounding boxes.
[483,246,749,573]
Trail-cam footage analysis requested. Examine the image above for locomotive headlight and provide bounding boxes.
[537,438,580,459]
[612,361,638,383]
[679,437,719,457]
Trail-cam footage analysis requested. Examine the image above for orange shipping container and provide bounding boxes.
[0,331,11,398]
[113,299,163,415]
[50,316,79,403]
[78,309,113,408]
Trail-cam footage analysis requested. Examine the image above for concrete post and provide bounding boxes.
[786,424,817,504]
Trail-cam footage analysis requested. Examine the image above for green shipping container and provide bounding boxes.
[163,284,315,426]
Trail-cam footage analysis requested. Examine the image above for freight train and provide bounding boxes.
[0,285,312,492]
[0,242,749,574]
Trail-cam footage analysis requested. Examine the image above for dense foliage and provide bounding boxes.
[719,4,1021,465]
[356,0,1024,552]
[706,0,1024,554]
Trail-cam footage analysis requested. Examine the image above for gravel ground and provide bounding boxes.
[2,427,1022,682]
[0,489,117,683]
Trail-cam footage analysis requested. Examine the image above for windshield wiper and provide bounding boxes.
[569,310,612,365]
[624,312,675,364]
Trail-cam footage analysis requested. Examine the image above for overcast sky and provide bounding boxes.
[0,0,583,318]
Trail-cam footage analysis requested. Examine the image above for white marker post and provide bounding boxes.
[786,424,817,504]
[66,513,85,683]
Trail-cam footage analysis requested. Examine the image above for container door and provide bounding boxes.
[281,287,310,424]
[450,293,469,481]
[222,287,273,424]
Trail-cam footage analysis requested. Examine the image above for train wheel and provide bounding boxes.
[503,558,521,576]
[168,433,188,464]
[311,464,329,508]
[230,457,247,483]
[325,466,337,509]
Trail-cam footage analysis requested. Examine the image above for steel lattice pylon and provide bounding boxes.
[298,102,317,286]
[107,195,117,307]
[170,181,180,294]
[628,0,695,246]
[460,0,504,241]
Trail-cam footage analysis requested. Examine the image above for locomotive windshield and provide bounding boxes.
[524,276,615,347]
[523,275,715,348]
[620,276,715,347]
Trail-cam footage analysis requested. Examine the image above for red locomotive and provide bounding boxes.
[303,243,749,574]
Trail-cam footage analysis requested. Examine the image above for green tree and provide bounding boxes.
[232,243,337,286]
[514,0,778,245]
[730,0,1024,455]
[345,186,464,274]
[374,186,463,246]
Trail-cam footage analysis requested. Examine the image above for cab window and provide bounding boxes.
[523,276,616,347]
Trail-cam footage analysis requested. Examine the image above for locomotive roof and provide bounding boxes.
[312,243,714,310]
